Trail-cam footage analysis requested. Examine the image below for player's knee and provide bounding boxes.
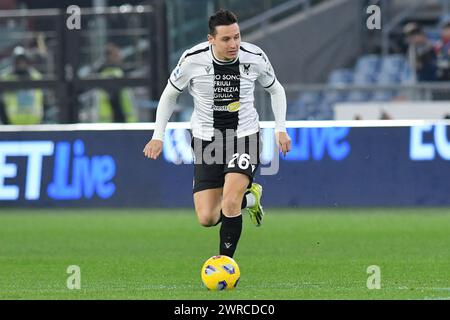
[197,215,216,227]
[195,207,216,227]
[221,195,242,216]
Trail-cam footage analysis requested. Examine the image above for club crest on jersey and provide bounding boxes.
[205,65,212,74]
[242,64,250,75]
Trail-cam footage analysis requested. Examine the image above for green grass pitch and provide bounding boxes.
[0,208,449,300]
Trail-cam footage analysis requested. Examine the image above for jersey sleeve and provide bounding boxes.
[168,52,193,92]
[256,51,276,89]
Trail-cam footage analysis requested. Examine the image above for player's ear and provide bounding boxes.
[207,34,215,44]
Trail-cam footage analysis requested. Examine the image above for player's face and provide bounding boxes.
[208,23,241,61]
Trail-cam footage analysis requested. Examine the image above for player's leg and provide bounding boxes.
[191,135,225,227]
[222,172,249,216]
[192,173,247,230]
[227,132,264,226]
[219,172,249,258]
[193,188,223,227]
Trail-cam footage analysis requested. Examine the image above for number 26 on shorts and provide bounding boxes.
[228,153,251,170]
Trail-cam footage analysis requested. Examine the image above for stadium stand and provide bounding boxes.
[287,53,415,120]
[287,8,450,121]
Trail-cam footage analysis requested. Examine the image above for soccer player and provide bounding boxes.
[143,9,291,258]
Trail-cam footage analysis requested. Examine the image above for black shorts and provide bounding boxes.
[191,131,261,193]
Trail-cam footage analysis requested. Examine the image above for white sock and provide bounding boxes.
[245,192,256,208]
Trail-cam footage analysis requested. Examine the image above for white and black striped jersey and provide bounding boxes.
[169,41,277,140]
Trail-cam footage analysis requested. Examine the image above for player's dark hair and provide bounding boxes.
[208,9,238,36]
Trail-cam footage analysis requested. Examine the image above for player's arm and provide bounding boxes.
[265,80,291,156]
[143,83,181,159]
[257,50,291,156]
[144,51,191,160]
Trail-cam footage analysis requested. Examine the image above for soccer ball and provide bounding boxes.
[201,255,240,290]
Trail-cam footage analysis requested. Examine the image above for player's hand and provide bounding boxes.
[275,131,291,156]
[143,139,163,160]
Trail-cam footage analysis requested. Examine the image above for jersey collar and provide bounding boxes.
[210,44,239,65]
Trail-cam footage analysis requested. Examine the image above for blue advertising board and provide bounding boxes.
[0,123,449,207]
